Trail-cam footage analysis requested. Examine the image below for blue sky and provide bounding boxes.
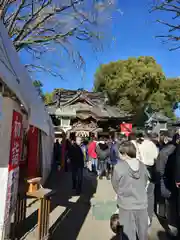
[20,0,180,93]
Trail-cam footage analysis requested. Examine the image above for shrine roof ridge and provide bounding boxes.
[46,89,132,120]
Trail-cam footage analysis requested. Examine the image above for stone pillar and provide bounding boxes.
[66,130,70,139]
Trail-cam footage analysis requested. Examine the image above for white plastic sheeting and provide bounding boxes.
[0,20,51,136]
[41,130,54,184]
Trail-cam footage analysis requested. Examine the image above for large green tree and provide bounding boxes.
[33,80,44,98]
[44,92,53,104]
[151,77,180,117]
[94,57,165,112]
[33,80,54,104]
[94,56,180,119]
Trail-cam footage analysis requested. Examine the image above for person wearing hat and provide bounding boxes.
[158,131,174,150]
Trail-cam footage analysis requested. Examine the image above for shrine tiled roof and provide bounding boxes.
[46,89,131,120]
[172,119,180,126]
[146,112,171,123]
[55,89,105,103]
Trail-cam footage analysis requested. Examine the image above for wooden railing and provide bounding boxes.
[11,177,55,240]
[27,188,55,240]
[12,192,27,239]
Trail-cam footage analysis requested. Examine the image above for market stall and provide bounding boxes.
[0,20,54,239]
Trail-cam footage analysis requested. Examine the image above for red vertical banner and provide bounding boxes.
[20,130,28,166]
[120,123,132,137]
[27,126,39,178]
[5,110,23,225]
[8,111,23,171]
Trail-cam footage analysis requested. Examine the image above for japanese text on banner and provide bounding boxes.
[8,111,22,171]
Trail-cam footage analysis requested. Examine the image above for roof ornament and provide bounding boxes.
[103,91,109,105]
[55,89,61,108]
[78,88,84,92]
[144,104,153,119]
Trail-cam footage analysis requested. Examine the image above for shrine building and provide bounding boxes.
[46,89,132,139]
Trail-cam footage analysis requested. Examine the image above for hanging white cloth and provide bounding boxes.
[41,131,54,184]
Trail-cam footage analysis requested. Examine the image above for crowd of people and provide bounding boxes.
[53,130,180,239]
[54,134,122,186]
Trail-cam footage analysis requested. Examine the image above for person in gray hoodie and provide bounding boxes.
[132,133,159,228]
[111,141,149,240]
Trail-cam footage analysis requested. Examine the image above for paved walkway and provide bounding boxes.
[21,169,169,240]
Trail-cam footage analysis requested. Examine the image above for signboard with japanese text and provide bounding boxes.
[4,167,19,224]
[120,123,132,137]
[8,110,23,171]
[4,110,22,233]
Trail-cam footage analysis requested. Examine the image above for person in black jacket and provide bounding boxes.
[156,133,179,237]
[53,139,61,169]
[96,138,110,180]
[175,135,180,235]
[109,138,120,175]
[175,129,180,187]
[68,136,84,194]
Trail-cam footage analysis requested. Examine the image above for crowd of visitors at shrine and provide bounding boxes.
[53,130,180,239]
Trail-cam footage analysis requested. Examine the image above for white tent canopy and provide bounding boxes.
[0,20,51,136]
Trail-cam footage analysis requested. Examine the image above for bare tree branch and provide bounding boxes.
[25,63,64,79]
[157,19,180,32]
[8,0,26,33]
[151,0,180,50]
[0,0,118,76]
[0,0,16,20]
